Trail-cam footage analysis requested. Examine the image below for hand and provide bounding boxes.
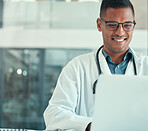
[86,122,91,131]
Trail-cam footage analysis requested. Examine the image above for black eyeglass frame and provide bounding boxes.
[100,18,136,32]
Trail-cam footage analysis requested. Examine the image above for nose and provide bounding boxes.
[115,24,125,36]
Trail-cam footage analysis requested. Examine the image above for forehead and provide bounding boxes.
[104,7,134,22]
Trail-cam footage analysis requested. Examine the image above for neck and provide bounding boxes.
[104,49,128,64]
[110,53,125,64]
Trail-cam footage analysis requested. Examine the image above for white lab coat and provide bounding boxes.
[44,48,148,131]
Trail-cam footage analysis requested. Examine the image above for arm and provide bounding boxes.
[44,60,92,131]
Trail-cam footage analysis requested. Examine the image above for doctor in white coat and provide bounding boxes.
[44,0,148,131]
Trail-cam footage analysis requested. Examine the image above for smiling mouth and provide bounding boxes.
[112,38,127,42]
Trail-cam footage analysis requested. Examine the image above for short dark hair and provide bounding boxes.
[100,0,135,18]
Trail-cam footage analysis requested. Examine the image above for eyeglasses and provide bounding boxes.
[100,18,136,32]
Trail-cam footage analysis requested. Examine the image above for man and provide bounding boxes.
[44,0,148,131]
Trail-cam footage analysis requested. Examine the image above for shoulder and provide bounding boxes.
[138,55,148,64]
[62,51,96,73]
[59,51,96,81]
[132,49,148,64]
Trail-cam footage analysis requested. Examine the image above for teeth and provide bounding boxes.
[113,39,124,42]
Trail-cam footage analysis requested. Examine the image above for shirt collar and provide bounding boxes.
[123,48,133,61]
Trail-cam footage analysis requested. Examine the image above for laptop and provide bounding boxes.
[91,74,148,131]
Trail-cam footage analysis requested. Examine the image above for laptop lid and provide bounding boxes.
[91,74,148,131]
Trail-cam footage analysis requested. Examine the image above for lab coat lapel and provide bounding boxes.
[97,47,141,75]
[99,49,111,75]
[125,60,135,75]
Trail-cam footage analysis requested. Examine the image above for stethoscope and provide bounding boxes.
[92,45,137,94]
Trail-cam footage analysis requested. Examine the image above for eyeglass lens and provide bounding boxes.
[106,22,135,31]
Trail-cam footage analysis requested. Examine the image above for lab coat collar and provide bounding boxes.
[96,47,141,75]
[98,48,112,75]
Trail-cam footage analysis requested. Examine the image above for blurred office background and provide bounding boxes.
[0,0,147,130]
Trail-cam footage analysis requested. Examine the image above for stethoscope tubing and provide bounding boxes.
[93,45,137,94]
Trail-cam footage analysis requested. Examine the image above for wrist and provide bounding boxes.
[86,122,91,131]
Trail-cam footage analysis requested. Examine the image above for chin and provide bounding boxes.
[111,46,129,53]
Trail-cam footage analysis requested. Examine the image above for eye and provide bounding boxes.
[107,23,117,27]
[107,23,117,30]
[124,23,133,29]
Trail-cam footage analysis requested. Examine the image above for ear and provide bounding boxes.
[96,18,102,32]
